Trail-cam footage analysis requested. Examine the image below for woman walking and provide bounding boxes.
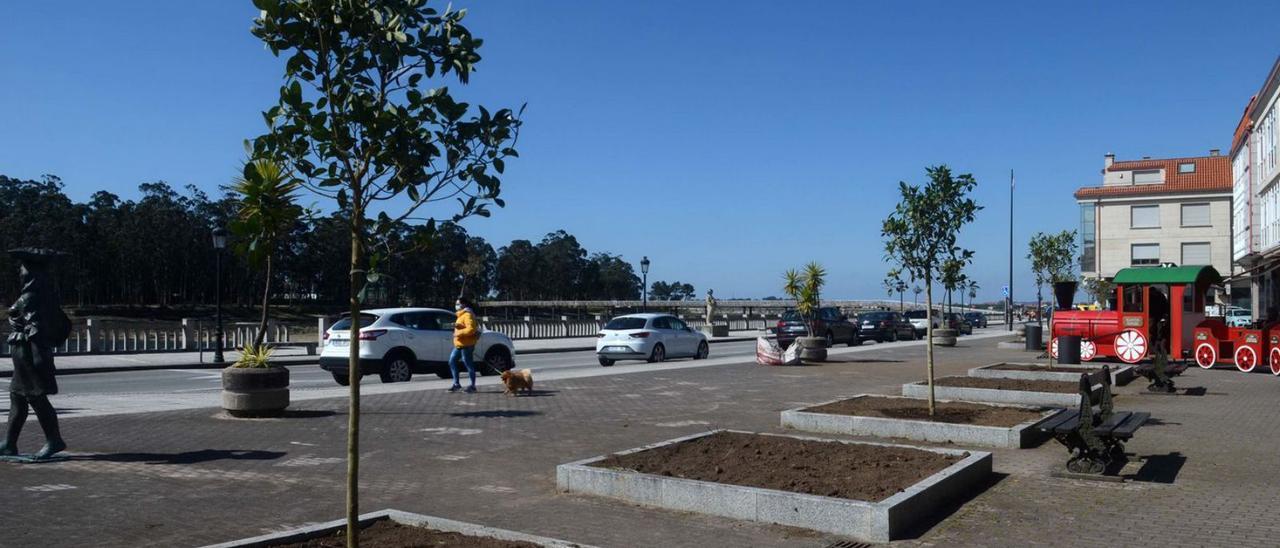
[448,296,480,393]
[1,248,70,460]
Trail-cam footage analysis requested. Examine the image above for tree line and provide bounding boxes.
[0,175,692,307]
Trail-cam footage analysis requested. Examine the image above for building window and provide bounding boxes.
[1131,205,1160,228]
[1178,162,1196,173]
[1080,203,1096,272]
[1132,243,1160,266]
[1133,170,1163,184]
[1181,203,1211,227]
[1181,242,1211,265]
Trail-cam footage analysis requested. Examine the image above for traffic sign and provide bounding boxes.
[1002,285,1010,297]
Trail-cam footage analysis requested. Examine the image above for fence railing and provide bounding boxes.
[0,319,291,356]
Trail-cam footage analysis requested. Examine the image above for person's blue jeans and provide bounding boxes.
[448,346,476,388]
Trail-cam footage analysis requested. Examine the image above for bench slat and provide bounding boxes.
[1110,412,1149,438]
[1040,410,1081,433]
[1093,411,1132,436]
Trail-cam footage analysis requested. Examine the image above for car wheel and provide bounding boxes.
[332,372,351,386]
[825,332,835,348]
[647,344,666,363]
[695,341,709,359]
[598,356,615,367]
[890,330,899,342]
[850,336,862,347]
[481,347,512,376]
[379,351,414,383]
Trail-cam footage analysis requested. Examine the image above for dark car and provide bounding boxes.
[963,312,988,329]
[857,311,916,343]
[945,312,973,335]
[775,307,860,348]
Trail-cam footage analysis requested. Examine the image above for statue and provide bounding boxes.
[705,289,717,325]
[1,248,70,462]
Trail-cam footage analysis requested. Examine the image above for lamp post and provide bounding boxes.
[212,227,228,364]
[640,256,650,312]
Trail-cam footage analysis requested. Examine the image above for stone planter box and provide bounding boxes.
[968,362,1135,386]
[781,394,1056,448]
[902,379,1095,407]
[556,430,991,543]
[200,509,594,548]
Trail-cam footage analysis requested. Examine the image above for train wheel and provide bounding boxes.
[1271,348,1280,376]
[1235,346,1258,373]
[1080,340,1096,361]
[1049,337,1059,359]
[1114,330,1147,364]
[1195,343,1217,369]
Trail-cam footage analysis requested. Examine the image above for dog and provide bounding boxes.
[500,368,534,396]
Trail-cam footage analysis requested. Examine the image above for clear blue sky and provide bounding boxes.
[2,1,1276,302]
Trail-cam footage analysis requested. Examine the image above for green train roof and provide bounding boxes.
[1111,265,1222,286]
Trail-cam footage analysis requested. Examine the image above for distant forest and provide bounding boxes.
[0,175,697,307]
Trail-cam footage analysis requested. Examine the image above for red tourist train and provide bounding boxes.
[1049,266,1276,375]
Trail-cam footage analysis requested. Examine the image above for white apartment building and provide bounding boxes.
[1076,153,1234,300]
[1232,57,1280,318]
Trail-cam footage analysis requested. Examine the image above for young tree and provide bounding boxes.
[230,158,303,349]
[1027,230,1079,326]
[782,262,827,338]
[1083,276,1114,307]
[250,2,522,544]
[884,268,909,312]
[940,257,967,316]
[967,280,980,309]
[882,166,980,416]
[913,285,922,306]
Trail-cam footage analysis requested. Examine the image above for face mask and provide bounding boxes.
[455,303,463,310]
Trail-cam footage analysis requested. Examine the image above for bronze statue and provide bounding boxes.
[1,248,70,461]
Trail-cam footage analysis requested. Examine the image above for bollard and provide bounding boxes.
[1058,335,1082,364]
[1024,324,1044,351]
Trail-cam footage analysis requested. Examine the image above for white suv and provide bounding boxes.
[319,307,516,385]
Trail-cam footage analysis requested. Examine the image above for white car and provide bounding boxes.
[319,307,516,385]
[1226,307,1252,328]
[596,313,710,366]
[903,309,944,337]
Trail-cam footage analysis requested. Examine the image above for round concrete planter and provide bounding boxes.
[933,328,957,347]
[222,365,290,418]
[796,336,828,362]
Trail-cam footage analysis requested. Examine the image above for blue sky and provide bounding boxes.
[2,1,1276,302]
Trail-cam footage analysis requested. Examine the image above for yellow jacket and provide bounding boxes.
[453,308,480,348]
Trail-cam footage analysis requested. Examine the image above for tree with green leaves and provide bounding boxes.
[1027,230,1079,326]
[940,257,967,316]
[966,280,980,309]
[1083,276,1115,307]
[782,262,827,337]
[882,165,981,416]
[249,1,522,544]
[884,268,909,312]
[230,158,304,351]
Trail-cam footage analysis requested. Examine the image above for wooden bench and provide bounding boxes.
[1035,365,1150,474]
[262,341,319,356]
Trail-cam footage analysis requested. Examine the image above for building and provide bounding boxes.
[1232,57,1280,318]
[1075,152,1235,303]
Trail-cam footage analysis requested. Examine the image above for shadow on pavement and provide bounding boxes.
[448,410,543,419]
[1126,452,1186,484]
[896,471,1010,541]
[280,409,338,419]
[71,449,287,465]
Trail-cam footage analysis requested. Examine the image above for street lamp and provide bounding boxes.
[640,256,650,312]
[212,227,228,364]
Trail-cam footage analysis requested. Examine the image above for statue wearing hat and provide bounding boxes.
[1,248,70,461]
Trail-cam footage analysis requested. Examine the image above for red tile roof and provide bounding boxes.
[1232,95,1256,155]
[1074,155,1231,199]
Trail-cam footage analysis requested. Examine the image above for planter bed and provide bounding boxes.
[969,362,1134,386]
[556,430,991,542]
[902,376,1095,407]
[782,394,1056,448]
[201,509,592,548]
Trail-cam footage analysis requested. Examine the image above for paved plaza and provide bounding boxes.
[2,333,1277,547]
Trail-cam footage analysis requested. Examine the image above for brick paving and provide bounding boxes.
[2,336,1278,547]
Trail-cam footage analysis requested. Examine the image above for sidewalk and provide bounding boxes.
[0,330,763,377]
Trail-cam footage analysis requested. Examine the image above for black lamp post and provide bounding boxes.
[212,227,228,364]
[640,256,650,312]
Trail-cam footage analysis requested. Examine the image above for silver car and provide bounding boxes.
[596,313,710,366]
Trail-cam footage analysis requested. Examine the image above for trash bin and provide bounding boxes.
[1058,335,1081,364]
[1024,324,1043,351]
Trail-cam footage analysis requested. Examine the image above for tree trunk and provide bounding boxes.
[347,194,365,548]
[255,255,272,348]
[925,277,936,417]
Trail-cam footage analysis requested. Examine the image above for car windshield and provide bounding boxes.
[781,310,803,321]
[331,313,378,331]
[904,310,927,319]
[604,317,648,330]
[861,313,891,321]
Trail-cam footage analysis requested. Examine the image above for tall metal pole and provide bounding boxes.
[214,247,225,364]
[1008,169,1014,331]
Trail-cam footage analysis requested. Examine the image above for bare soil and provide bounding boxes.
[592,431,963,502]
[931,376,1080,393]
[990,364,1106,374]
[806,395,1044,427]
[271,520,542,548]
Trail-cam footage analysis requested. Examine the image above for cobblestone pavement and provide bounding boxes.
[2,336,1277,547]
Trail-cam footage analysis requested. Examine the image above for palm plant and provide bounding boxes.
[231,158,302,364]
[783,262,826,337]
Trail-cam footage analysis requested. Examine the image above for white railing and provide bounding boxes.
[0,319,291,356]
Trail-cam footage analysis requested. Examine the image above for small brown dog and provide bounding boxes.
[500,368,533,396]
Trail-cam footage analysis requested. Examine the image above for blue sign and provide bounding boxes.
[1002,285,1010,297]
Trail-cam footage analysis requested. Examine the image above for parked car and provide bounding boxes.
[319,308,516,386]
[963,311,989,329]
[903,309,943,337]
[596,313,709,366]
[857,311,916,343]
[1225,307,1252,328]
[945,312,973,335]
[775,307,860,349]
